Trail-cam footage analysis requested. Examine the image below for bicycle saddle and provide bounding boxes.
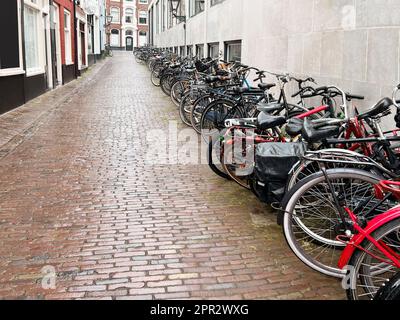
[205,76,220,83]
[258,83,276,91]
[257,112,286,130]
[233,87,250,94]
[358,97,393,120]
[286,118,304,137]
[256,102,283,113]
[302,118,340,143]
[216,69,230,76]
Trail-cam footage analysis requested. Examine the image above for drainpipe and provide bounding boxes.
[20,0,27,104]
[73,0,79,78]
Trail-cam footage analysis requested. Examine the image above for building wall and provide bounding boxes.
[149,0,400,123]
[54,0,76,84]
[106,0,137,49]
[136,0,149,47]
[54,0,76,66]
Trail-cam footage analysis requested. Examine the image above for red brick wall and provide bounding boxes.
[106,0,123,46]
[53,0,75,65]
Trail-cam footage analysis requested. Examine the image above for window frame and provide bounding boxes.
[224,40,242,63]
[208,42,219,59]
[110,7,120,24]
[0,0,24,77]
[125,8,134,24]
[189,0,204,18]
[64,9,73,65]
[138,11,148,25]
[24,0,46,77]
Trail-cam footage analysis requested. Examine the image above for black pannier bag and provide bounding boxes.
[253,142,306,204]
[195,60,210,73]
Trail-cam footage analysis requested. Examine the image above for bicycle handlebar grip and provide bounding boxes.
[315,86,328,92]
[291,90,303,98]
[347,94,365,100]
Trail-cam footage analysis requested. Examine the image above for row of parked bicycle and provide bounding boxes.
[134,47,400,301]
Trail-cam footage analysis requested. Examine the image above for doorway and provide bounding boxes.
[51,3,62,86]
[80,22,86,67]
[125,36,133,51]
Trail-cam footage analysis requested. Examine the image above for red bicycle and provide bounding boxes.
[339,180,400,300]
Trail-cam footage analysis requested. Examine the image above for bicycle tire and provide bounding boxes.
[282,168,387,278]
[346,218,400,300]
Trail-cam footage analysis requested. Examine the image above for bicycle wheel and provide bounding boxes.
[135,55,142,64]
[179,91,197,127]
[190,95,213,134]
[282,168,392,278]
[160,74,174,96]
[346,218,400,300]
[221,139,253,190]
[374,272,400,300]
[151,68,161,87]
[200,99,244,142]
[208,138,231,180]
[171,80,189,107]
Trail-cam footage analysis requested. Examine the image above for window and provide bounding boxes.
[64,10,72,64]
[225,41,242,62]
[187,45,193,57]
[189,0,204,17]
[211,0,225,6]
[161,0,165,31]
[139,0,148,3]
[125,8,134,23]
[155,1,159,34]
[139,11,147,25]
[180,46,185,56]
[24,5,40,72]
[110,7,120,23]
[0,0,21,72]
[208,43,219,59]
[196,44,204,58]
[139,31,147,36]
[126,29,133,36]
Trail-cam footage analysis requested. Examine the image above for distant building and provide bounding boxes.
[105,0,148,50]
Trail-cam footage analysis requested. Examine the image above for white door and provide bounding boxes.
[139,35,146,47]
[110,31,119,47]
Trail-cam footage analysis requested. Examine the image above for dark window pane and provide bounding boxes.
[0,1,20,69]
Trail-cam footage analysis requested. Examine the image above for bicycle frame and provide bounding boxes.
[338,205,400,269]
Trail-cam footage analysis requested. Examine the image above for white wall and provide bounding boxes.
[149,0,400,122]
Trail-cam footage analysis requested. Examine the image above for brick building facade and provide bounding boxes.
[106,0,148,50]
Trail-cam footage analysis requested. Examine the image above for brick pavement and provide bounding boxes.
[0,52,345,300]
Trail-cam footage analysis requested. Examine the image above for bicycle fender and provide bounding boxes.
[338,206,400,269]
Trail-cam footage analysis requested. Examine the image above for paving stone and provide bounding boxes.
[0,52,344,300]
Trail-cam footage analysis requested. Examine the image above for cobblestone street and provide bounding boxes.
[0,53,344,300]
